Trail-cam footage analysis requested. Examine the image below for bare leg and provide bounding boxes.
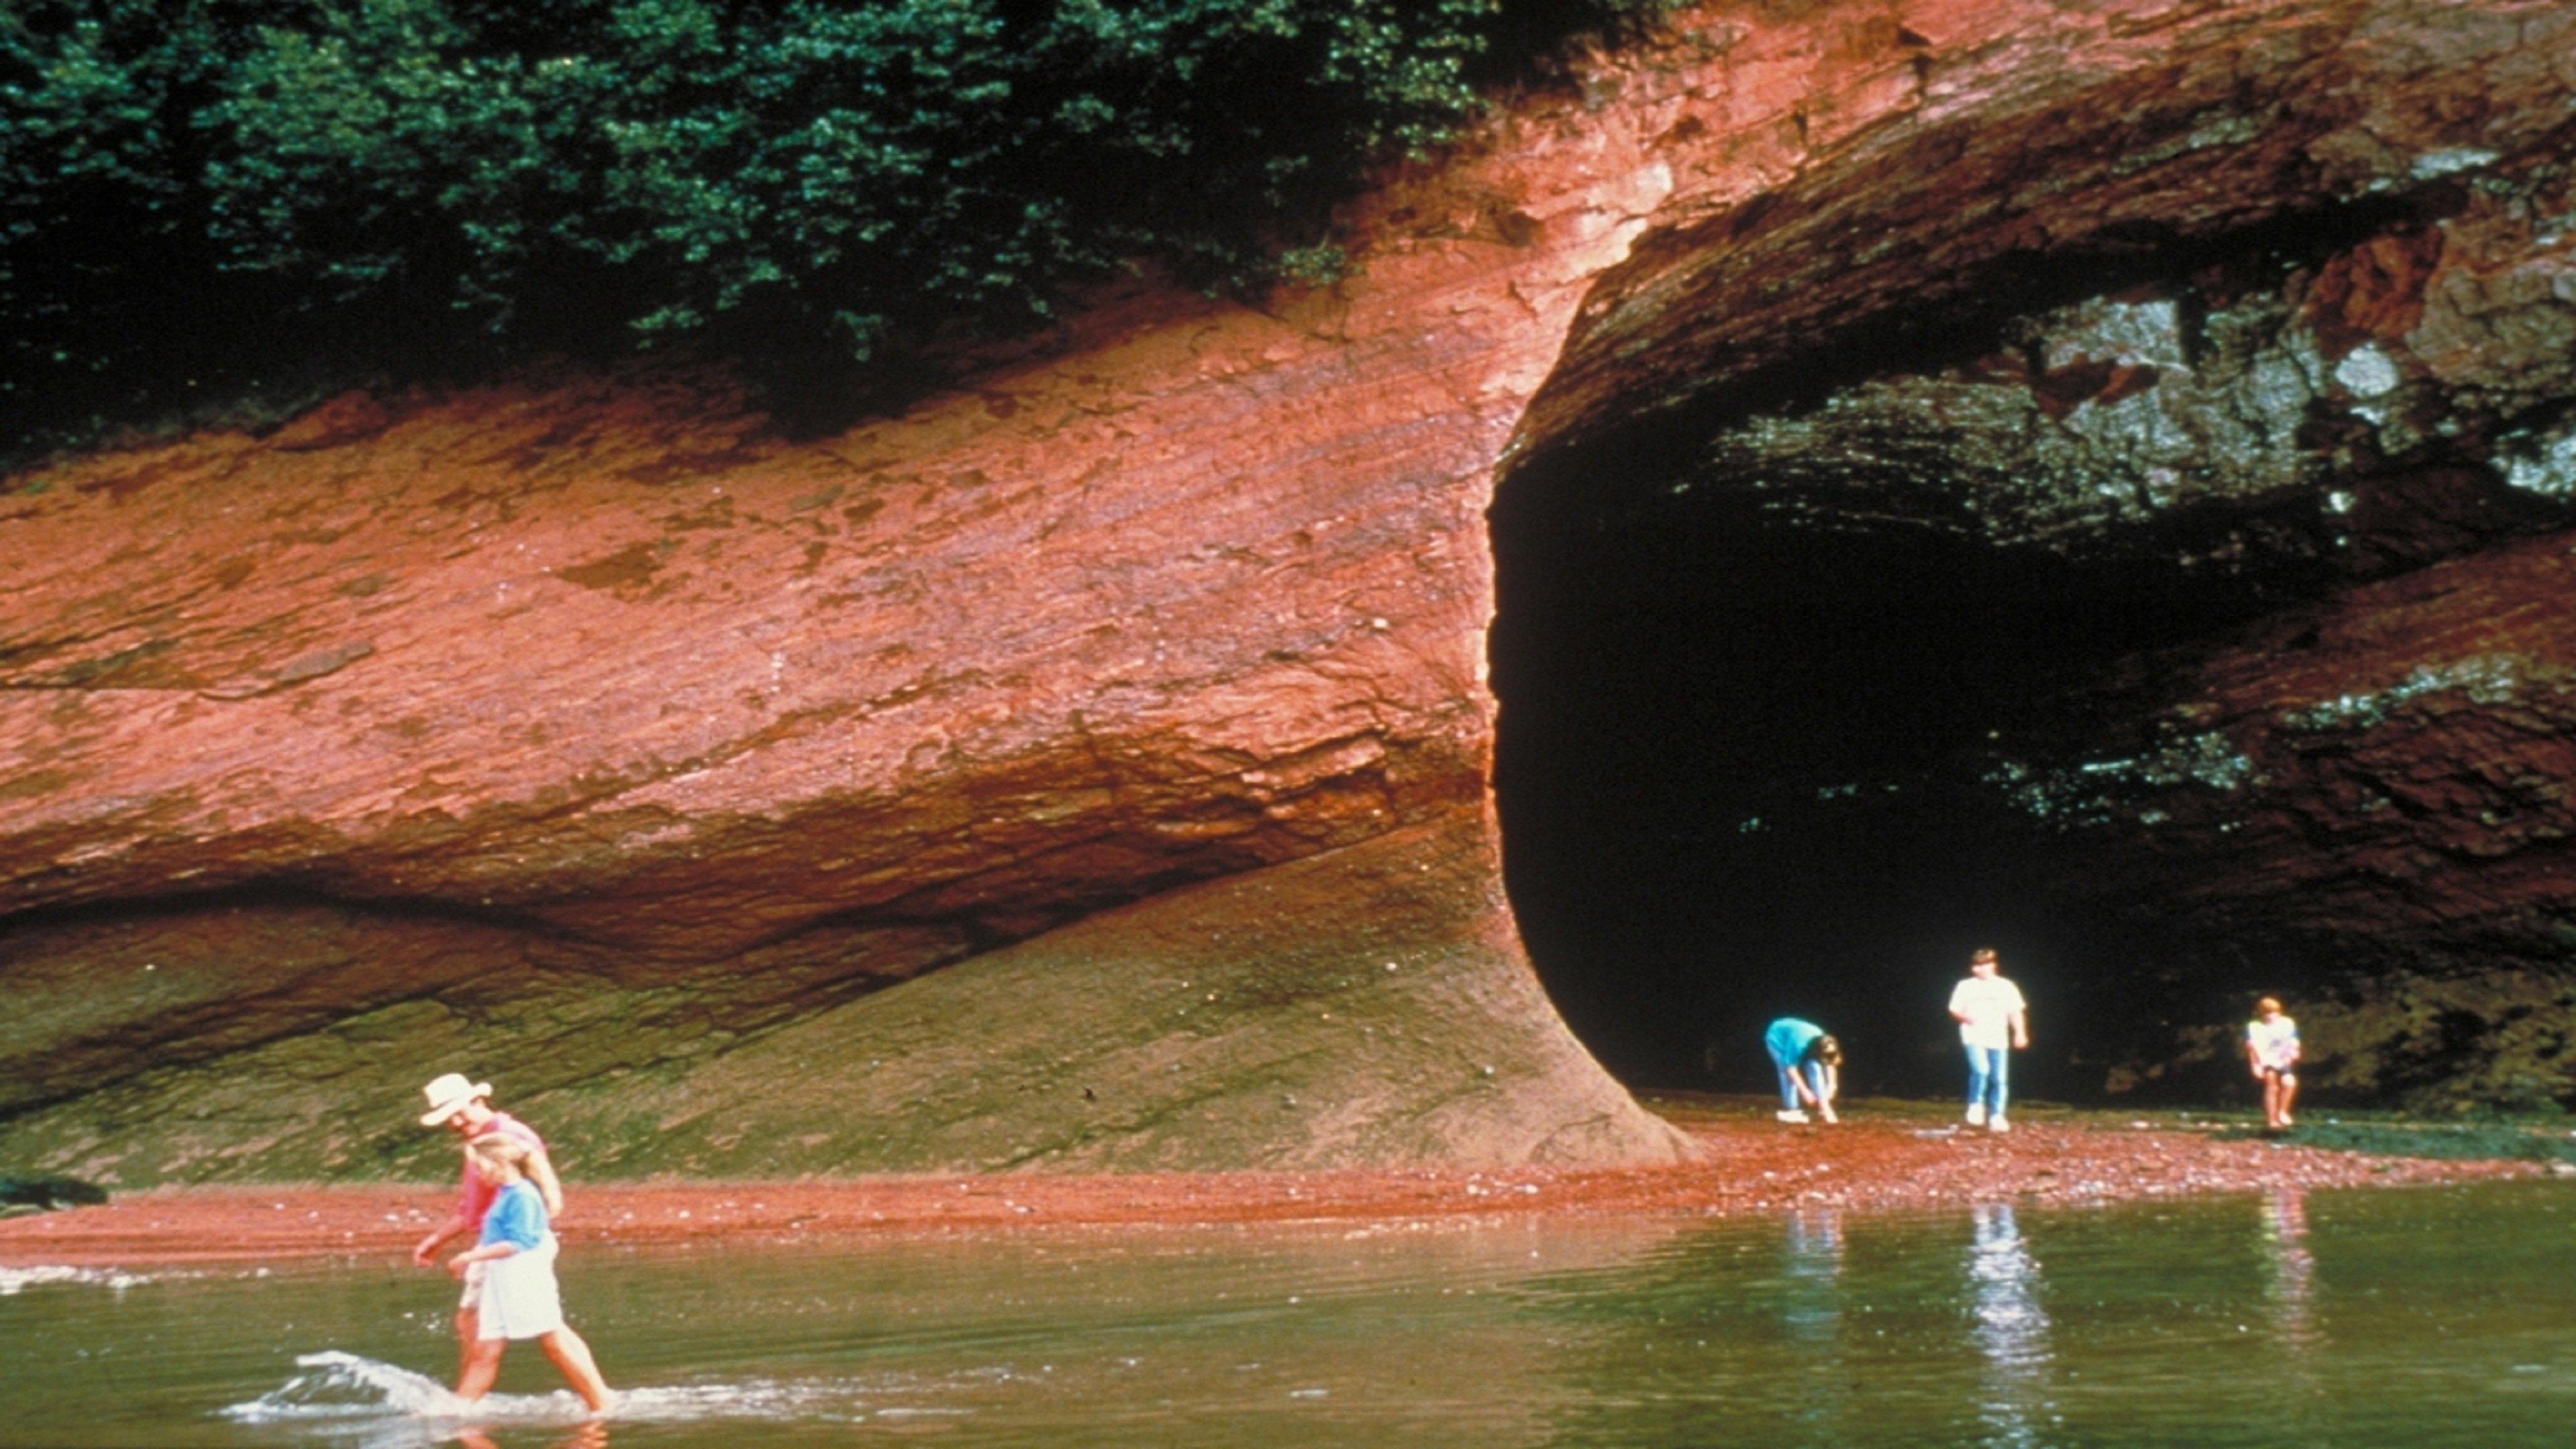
[537,1326,612,1413]
[2277,1071,2298,1127]
[455,1335,506,1401]
[454,1303,482,1381]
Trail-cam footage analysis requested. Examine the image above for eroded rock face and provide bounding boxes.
[2,814,1652,1179]
[7,0,2576,1179]
[1975,533,2576,1108]
[1521,0,2576,459]
[0,311,1693,1177]
[1662,169,2576,570]
[1,15,1705,1179]
[1866,169,2576,1105]
[1493,1,2576,1108]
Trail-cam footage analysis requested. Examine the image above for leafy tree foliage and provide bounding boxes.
[1,0,1659,455]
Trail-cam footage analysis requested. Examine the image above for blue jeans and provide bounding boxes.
[1964,1044,2009,1117]
[1776,1060,1828,1110]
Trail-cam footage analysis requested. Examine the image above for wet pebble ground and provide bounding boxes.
[0,1099,2536,1269]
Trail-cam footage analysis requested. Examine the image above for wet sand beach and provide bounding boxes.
[0,1099,2537,1268]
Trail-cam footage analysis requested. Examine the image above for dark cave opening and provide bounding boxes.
[1489,448,2292,1104]
[1483,142,2576,1112]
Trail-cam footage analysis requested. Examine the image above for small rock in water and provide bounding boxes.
[0,1175,108,1211]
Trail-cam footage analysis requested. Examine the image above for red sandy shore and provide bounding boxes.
[0,1103,2537,1268]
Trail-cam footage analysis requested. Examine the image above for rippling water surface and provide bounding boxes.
[3,1181,2573,1448]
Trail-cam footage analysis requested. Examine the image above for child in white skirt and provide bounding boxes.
[447,1134,613,1412]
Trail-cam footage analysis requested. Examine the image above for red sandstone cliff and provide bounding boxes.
[5,0,2573,1179]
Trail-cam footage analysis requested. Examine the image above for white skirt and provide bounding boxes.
[474,1233,565,1340]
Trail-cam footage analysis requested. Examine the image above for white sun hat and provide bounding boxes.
[418,1072,494,1126]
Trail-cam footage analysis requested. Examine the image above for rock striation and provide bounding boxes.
[8,0,2576,1180]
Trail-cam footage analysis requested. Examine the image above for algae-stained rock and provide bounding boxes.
[602,813,1696,1173]
[1968,531,2576,1107]
[0,814,1691,1181]
[1660,160,2576,569]
[7,0,2576,1175]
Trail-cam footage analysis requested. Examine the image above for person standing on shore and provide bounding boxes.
[2246,997,2302,1131]
[1948,949,2029,1133]
[409,1074,575,1379]
[1763,1017,1842,1124]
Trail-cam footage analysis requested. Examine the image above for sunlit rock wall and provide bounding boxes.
[6,0,2576,1181]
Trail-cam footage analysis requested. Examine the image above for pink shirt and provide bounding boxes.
[458,1113,546,1226]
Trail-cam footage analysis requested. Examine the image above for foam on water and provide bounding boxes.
[225,1350,976,1436]
[0,1265,151,1295]
[224,1352,558,1424]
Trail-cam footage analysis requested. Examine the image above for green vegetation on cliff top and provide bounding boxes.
[1,0,1661,459]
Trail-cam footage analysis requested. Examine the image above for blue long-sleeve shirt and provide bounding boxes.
[1765,1017,1827,1067]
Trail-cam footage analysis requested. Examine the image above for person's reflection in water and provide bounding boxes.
[2262,1187,2320,1356]
[1782,1207,1849,1441]
[1966,1202,2055,1449]
[1782,1207,1845,1344]
[448,1416,608,1449]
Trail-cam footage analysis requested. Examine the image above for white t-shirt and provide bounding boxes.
[2247,1015,2300,1071]
[1949,974,2027,1049]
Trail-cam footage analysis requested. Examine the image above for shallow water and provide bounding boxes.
[3,1181,2573,1448]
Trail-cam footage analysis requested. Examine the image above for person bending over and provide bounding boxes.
[1764,1017,1843,1124]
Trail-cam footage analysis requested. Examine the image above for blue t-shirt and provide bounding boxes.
[1765,1017,1826,1067]
[478,1178,548,1252]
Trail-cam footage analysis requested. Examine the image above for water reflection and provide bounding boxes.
[454,1424,606,1449]
[2263,1187,2320,1356]
[21,1185,2576,1448]
[1782,1208,1847,1442]
[1782,1207,1844,1344]
[1965,1203,2054,1448]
